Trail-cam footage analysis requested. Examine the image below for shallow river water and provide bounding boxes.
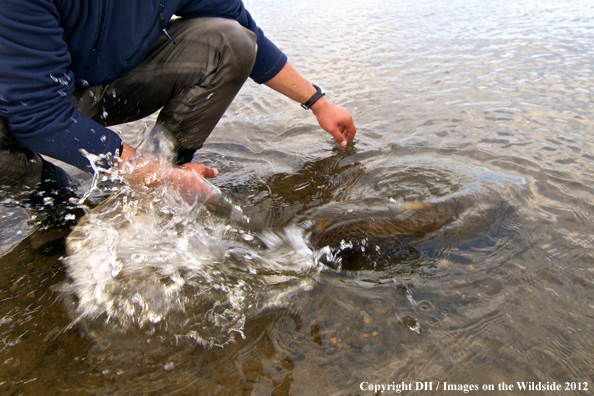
[2,0,594,394]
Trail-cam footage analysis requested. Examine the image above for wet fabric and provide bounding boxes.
[0,0,286,171]
[73,18,258,154]
[0,116,78,226]
[0,117,44,202]
[1,17,257,214]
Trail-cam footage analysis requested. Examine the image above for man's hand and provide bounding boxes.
[169,163,218,199]
[180,162,218,179]
[119,142,218,198]
[264,62,357,146]
[310,98,356,146]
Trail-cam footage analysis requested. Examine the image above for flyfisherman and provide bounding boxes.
[0,0,356,225]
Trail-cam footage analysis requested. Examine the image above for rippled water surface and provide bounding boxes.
[2,0,594,394]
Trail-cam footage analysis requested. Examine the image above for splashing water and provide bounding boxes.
[59,129,321,347]
[58,128,512,347]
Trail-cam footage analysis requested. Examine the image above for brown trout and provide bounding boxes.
[67,186,502,269]
[308,192,501,249]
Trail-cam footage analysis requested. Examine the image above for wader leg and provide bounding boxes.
[0,116,44,201]
[0,116,79,229]
[73,17,258,164]
[2,17,256,214]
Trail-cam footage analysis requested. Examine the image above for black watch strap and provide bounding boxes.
[301,84,325,110]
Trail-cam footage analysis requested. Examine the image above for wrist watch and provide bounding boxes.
[301,84,325,110]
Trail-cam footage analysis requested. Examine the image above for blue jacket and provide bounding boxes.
[0,0,287,170]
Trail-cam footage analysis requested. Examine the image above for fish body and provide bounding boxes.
[308,193,499,249]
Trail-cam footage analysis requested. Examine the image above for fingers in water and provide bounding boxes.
[182,163,219,178]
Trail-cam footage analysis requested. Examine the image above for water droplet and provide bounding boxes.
[428,316,442,328]
[111,260,122,277]
[401,316,421,334]
[50,73,71,86]
[417,300,436,313]
[148,312,162,323]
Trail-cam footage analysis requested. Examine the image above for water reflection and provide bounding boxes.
[2,0,594,393]
[227,144,365,229]
[50,133,525,396]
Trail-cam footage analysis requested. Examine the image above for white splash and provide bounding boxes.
[59,128,321,347]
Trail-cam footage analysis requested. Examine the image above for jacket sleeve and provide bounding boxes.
[176,0,287,84]
[0,0,122,171]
